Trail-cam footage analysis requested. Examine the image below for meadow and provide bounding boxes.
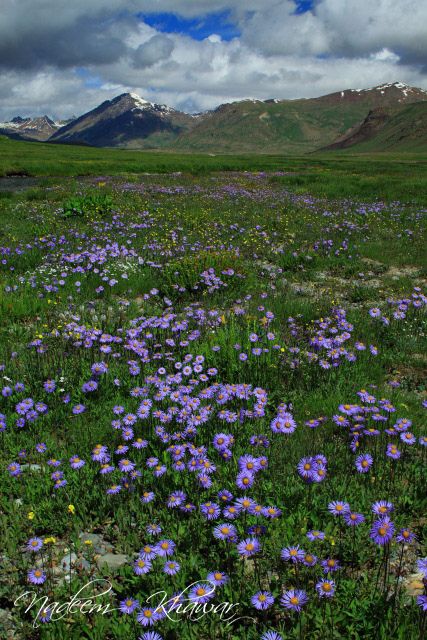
[0,147,426,640]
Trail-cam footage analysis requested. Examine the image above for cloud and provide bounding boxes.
[0,1,426,120]
[133,34,174,67]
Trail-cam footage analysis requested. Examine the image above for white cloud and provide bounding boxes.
[0,1,426,119]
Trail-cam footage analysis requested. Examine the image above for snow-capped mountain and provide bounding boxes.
[0,115,65,141]
[50,93,195,148]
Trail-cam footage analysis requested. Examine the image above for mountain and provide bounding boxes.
[2,82,426,152]
[171,82,427,154]
[0,115,65,141]
[323,102,427,152]
[50,93,196,148]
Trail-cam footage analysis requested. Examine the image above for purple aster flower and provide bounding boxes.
[72,404,85,415]
[107,484,121,495]
[139,544,158,561]
[28,568,47,584]
[138,633,164,640]
[355,453,373,473]
[251,591,274,610]
[237,537,261,557]
[344,512,365,527]
[37,607,52,623]
[213,523,237,540]
[26,537,43,552]
[70,455,85,469]
[321,558,341,573]
[316,579,336,598]
[206,571,229,587]
[7,462,21,476]
[133,558,153,575]
[137,608,161,626]
[118,458,136,473]
[370,517,395,545]
[280,589,308,612]
[372,500,393,516]
[141,491,155,504]
[307,530,325,541]
[400,432,416,445]
[156,539,176,557]
[43,380,56,393]
[163,560,180,575]
[188,583,215,604]
[200,503,221,520]
[281,545,305,563]
[236,471,255,490]
[386,443,401,459]
[417,595,427,611]
[302,552,317,567]
[396,528,416,544]
[261,633,283,640]
[328,501,350,516]
[120,598,139,614]
[82,380,98,393]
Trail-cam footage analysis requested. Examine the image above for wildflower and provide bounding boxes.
[188,583,215,604]
[237,537,261,557]
[206,571,229,587]
[137,608,161,626]
[316,579,336,598]
[396,528,416,544]
[28,568,47,584]
[370,517,395,545]
[133,558,152,575]
[26,537,43,552]
[280,589,308,612]
[307,530,325,541]
[261,632,283,640]
[321,558,341,573]
[344,512,365,527]
[355,453,373,473]
[251,591,274,610]
[155,540,176,557]
[372,500,393,516]
[328,501,350,516]
[163,561,180,575]
[120,598,139,614]
[281,545,305,563]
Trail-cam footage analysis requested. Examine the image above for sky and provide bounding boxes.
[0,0,426,120]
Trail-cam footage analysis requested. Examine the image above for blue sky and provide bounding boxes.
[139,2,314,41]
[139,10,241,41]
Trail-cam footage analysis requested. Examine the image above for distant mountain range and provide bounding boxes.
[1,82,426,153]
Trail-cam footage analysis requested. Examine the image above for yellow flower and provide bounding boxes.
[44,536,56,544]
[68,504,75,515]
[27,511,35,520]
[84,539,93,546]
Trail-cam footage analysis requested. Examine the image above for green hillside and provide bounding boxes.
[172,99,376,153]
[336,102,427,152]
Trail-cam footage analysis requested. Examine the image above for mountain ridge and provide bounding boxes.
[1,81,426,152]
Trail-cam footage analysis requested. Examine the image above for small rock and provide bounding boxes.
[21,464,42,472]
[404,573,425,596]
[96,553,128,571]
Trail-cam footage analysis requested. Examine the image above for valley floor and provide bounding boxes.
[0,166,426,640]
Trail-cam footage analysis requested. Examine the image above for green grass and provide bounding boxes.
[0,162,426,640]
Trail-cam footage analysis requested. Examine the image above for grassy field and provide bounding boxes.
[1,135,427,202]
[0,154,426,640]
